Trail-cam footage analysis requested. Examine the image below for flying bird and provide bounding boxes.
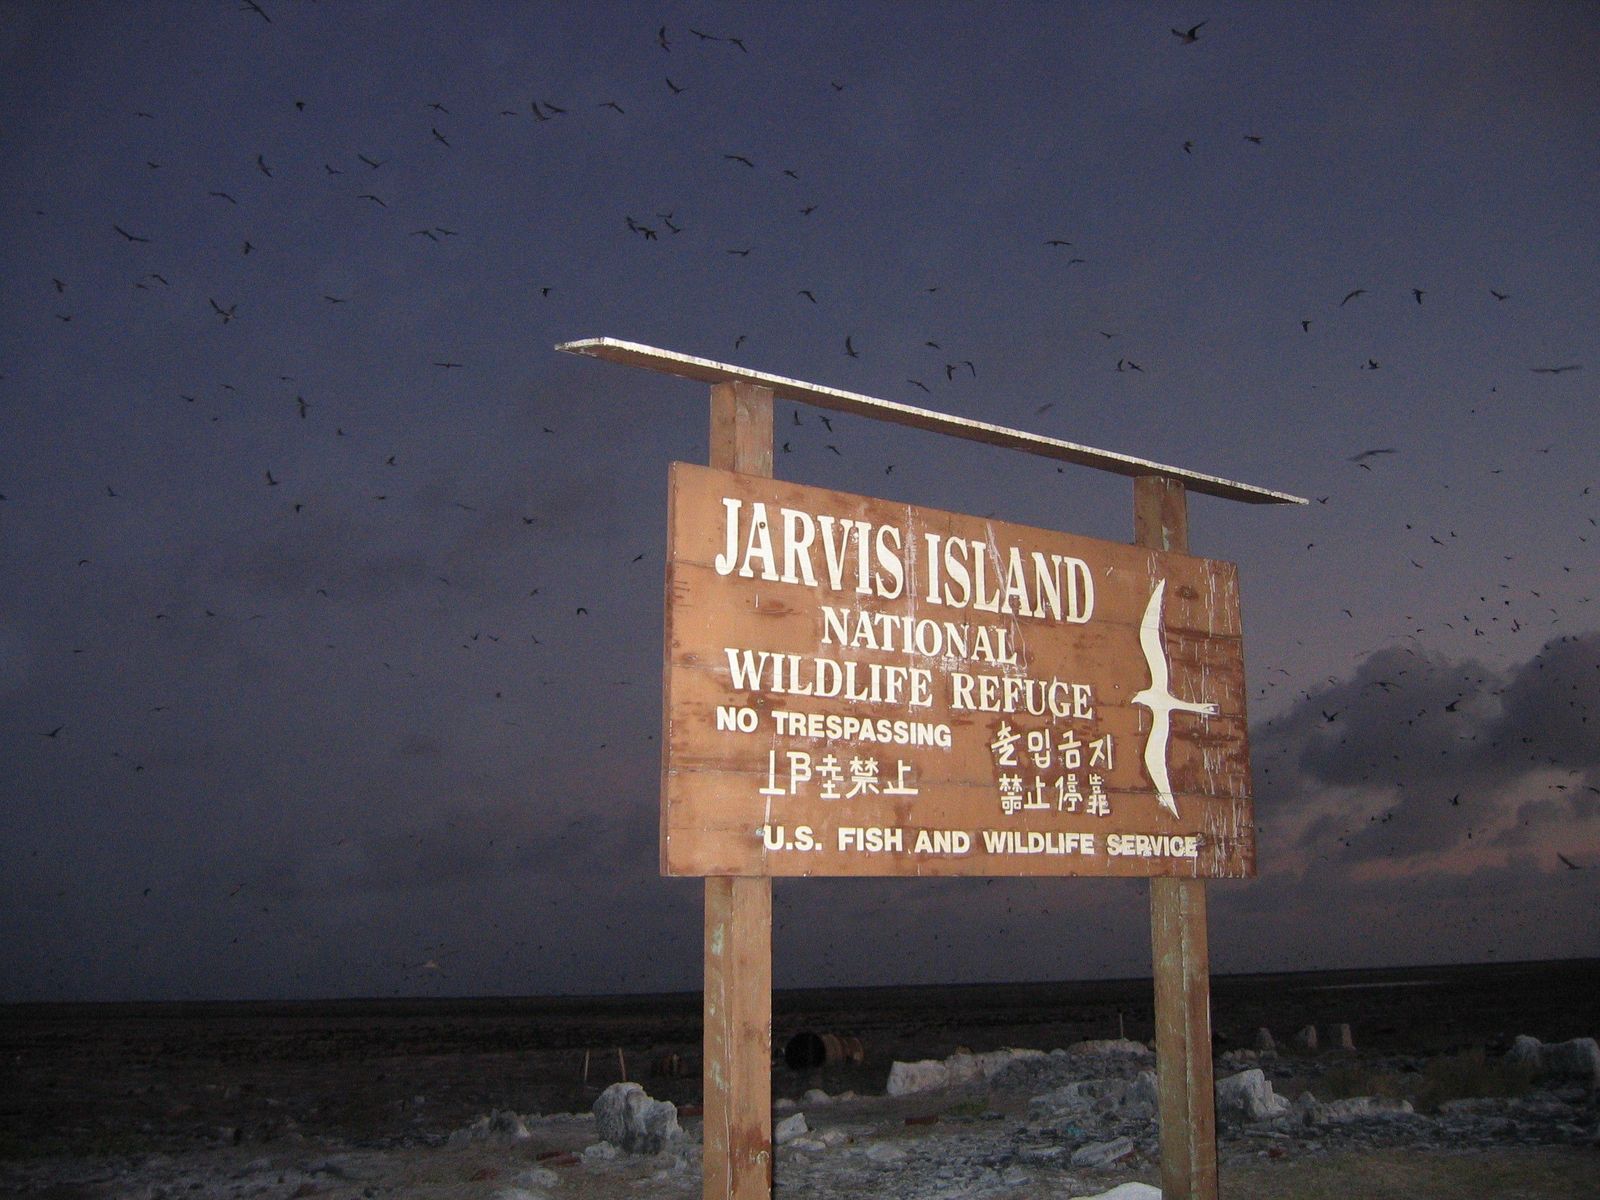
[1171,21,1207,43]
[844,335,859,358]
[256,154,272,177]
[1530,364,1581,374]
[113,224,151,243]
[1340,288,1366,306]
[1556,852,1582,870]
[209,298,237,323]
[1346,447,1395,463]
[1132,579,1217,818]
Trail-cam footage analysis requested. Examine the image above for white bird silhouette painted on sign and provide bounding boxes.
[1131,578,1217,818]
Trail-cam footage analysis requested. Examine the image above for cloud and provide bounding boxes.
[1249,632,1600,870]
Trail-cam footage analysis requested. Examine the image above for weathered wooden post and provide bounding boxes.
[1138,475,1219,1200]
[703,380,775,1200]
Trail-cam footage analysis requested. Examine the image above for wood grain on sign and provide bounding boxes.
[662,463,1255,879]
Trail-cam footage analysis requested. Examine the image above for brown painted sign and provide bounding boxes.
[662,463,1254,878]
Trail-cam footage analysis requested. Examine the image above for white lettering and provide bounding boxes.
[780,508,817,586]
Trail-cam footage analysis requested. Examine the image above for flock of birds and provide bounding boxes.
[7,7,1594,996]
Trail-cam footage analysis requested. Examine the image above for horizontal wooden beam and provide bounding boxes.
[556,337,1305,507]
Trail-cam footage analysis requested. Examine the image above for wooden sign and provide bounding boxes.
[663,462,1254,879]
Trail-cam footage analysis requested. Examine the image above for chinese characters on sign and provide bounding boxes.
[662,463,1252,878]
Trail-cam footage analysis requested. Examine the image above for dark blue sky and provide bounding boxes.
[2,2,1595,1001]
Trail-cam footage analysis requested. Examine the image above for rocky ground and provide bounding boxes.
[5,965,1597,1198]
[4,1033,1596,1199]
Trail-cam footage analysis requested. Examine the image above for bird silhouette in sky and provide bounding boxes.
[1340,288,1366,305]
[1171,21,1207,43]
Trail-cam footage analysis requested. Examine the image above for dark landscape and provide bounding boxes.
[4,959,1595,1167]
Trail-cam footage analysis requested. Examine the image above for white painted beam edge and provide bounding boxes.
[556,336,1306,506]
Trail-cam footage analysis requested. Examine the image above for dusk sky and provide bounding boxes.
[2,2,1595,1003]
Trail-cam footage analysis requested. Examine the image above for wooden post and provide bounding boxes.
[1136,474,1219,1200]
[703,380,774,1200]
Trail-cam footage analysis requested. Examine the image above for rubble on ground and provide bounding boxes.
[7,1032,1598,1200]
